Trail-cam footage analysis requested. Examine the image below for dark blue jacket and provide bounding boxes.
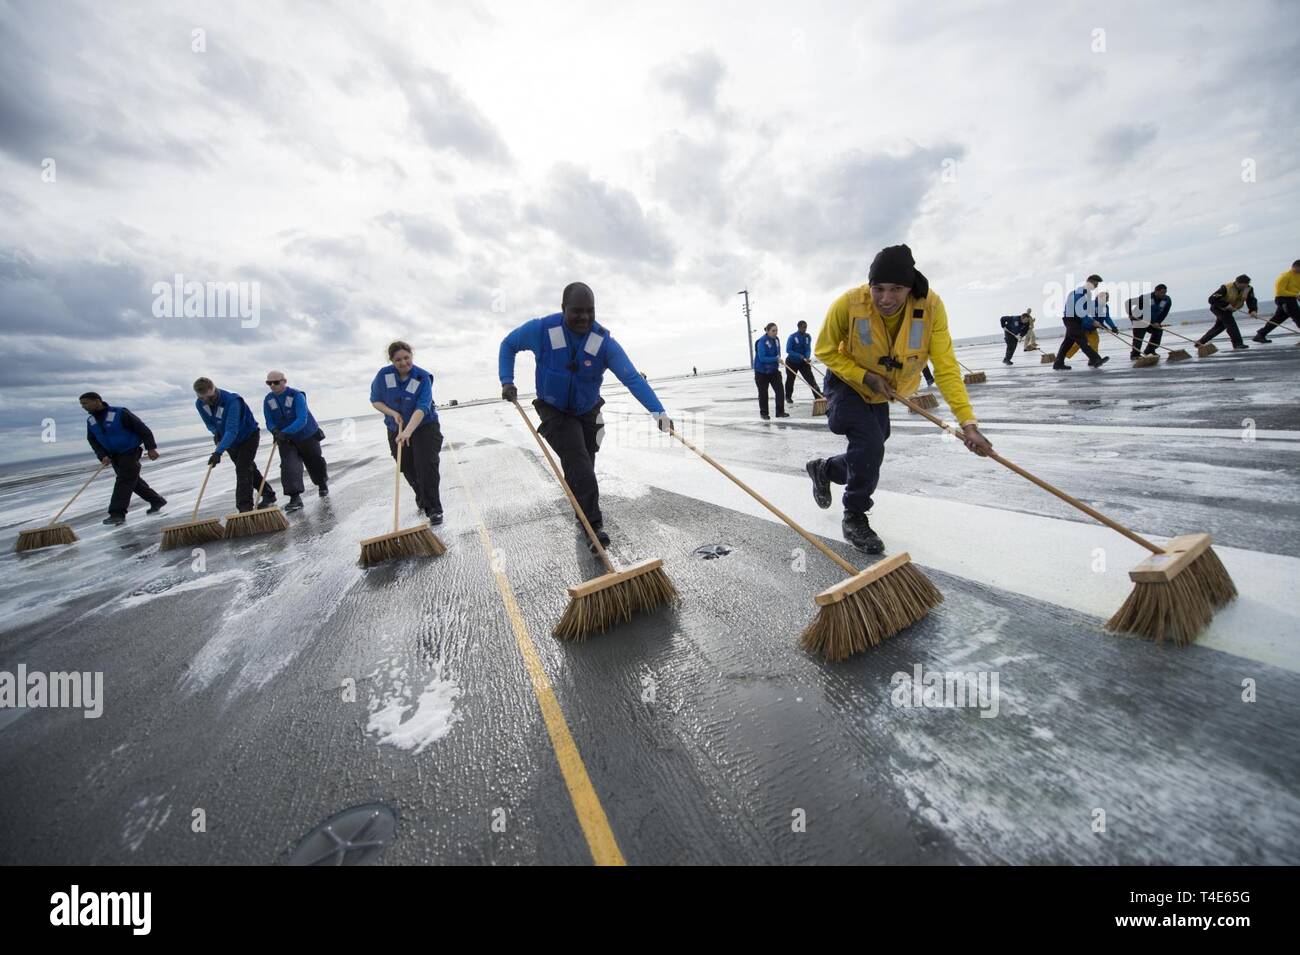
[196,389,258,454]
[785,331,812,364]
[263,386,319,438]
[370,364,437,432]
[753,335,782,374]
[1126,294,1172,325]
[1000,315,1028,336]
[498,313,664,415]
[86,406,152,456]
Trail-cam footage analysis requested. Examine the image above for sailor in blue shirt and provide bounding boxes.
[79,391,166,525]
[264,370,329,512]
[1053,274,1110,369]
[753,323,788,419]
[1126,285,1172,357]
[783,320,818,403]
[193,376,278,512]
[369,340,443,524]
[499,282,671,550]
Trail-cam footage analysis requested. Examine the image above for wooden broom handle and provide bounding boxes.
[48,460,109,525]
[783,359,824,399]
[190,464,216,521]
[254,438,278,501]
[1240,313,1299,336]
[1104,326,1177,355]
[887,387,1164,556]
[1157,326,1202,346]
[666,426,860,577]
[511,400,617,574]
[393,438,403,532]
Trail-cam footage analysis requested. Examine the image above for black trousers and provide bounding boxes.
[534,399,604,527]
[1259,297,1300,336]
[1003,331,1019,362]
[755,370,785,417]
[387,419,442,515]
[1198,308,1245,347]
[822,372,891,514]
[226,430,275,512]
[1055,319,1103,365]
[783,359,818,400]
[1130,324,1164,354]
[106,447,165,516]
[278,431,329,495]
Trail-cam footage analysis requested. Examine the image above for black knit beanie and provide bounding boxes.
[868,244,916,287]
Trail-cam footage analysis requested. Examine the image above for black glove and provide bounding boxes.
[207,452,222,468]
[273,430,289,446]
[501,383,518,401]
[213,434,220,444]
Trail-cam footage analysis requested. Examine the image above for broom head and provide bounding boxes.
[160,517,224,550]
[14,523,77,552]
[908,393,940,412]
[812,396,828,416]
[1105,534,1237,646]
[223,505,290,539]
[1166,349,1191,362]
[554,557,677,641]
[1134,355,1159,368]
[963,371,987,384]
[1196,343,1218,357]
[799,552,943,662]
[1040,352,1056,363]
[359,523,446,567]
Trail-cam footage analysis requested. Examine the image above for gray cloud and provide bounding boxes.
[393,67,512,166]
[647,132,730,226]
[1093,123,1158,166]
[282,234,368,262]
[654,50,727,117]
[374,211,456,255]
[525,163,676,268]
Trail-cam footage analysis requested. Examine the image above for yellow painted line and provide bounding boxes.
[447,442,626,866]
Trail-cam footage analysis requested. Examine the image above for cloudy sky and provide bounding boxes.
[2,0,1296,461]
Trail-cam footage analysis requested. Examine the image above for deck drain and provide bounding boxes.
[693,544,732,560]
[287,804,397,866]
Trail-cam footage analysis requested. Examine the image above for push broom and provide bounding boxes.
[1242,313,1300,341]
[1114,326,1192,362]
[1159,325,1218,358]
[664,424,941,661]
[789,359,827,416]
[1101,328,1161,367]
[957,359,986,385]
[223,441,290,538]
[160,462,224,550]
[890,387,1236,646]
[14,460,108,552]
[359,438,446,566]
[511,399,676,640]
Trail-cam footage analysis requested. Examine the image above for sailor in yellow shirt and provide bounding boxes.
[1253,259,1300,343]
[805,245,993,553]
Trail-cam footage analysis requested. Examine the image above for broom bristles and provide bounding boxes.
[1106,547,1237,646]
[1167,349,1191,361]
[223,506,290,539]
[1041,353,1056,363]
[799,560,942,662]
[812,397,828,416]
[1196,343,1218,357]
[1134,355,1159,368]
[909,393,939,412]
[963,372,986,384]
[159,519,224,550]
[554,565,677,641]
[14,524,78,552]
[359,525,446,566]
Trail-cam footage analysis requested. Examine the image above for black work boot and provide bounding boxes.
[318,484,329,497]
[285,494,304,512]
[102,514,126,526]
[842,511,883,554]
[806,459,831,509]
[146,499,167,514]
[258,491,276,509]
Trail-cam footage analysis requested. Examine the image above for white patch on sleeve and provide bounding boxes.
[548,325,566,350]
[584,332,603,356]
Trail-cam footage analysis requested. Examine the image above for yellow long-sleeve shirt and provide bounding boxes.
[815,290,977,426]
[1275,269,1300,298]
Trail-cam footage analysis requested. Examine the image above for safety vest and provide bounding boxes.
[1221,281,1250,310]
[376,365,435,431]
[265,387,319,436]
[839,284,935,401]
[87,406,140,455]
[197,390,257,446]
[753,335,781,373]
[537,313,610,413]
